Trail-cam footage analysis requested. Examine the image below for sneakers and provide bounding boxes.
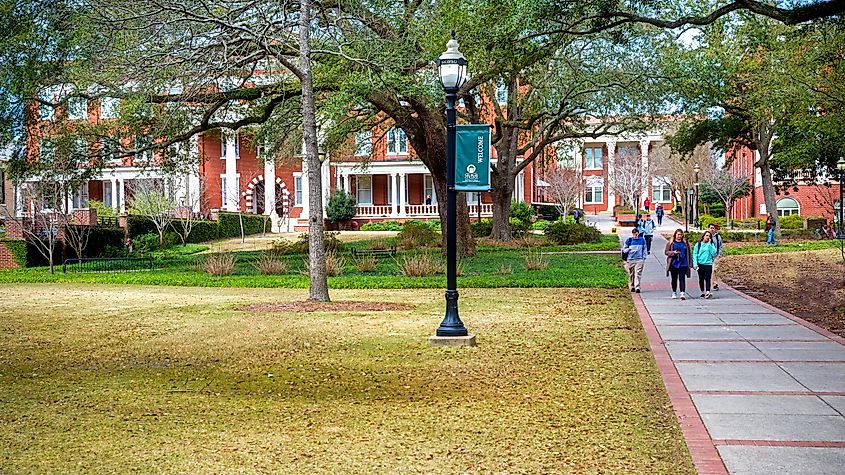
[705,292,713,299]
[671,292,678,299]
[680,292,687,300]
[713,284,720,291]
[630,287,635,292]
[700,292,706,298]
[635,289,641,293]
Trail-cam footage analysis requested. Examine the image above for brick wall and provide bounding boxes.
[0,241,22,269]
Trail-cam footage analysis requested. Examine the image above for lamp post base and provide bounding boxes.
[436,290,467,336]
[429,334,477,347]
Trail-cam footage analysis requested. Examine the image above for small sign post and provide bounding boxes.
[455,124,491,192]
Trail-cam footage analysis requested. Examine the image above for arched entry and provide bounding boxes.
[244,175,291,216]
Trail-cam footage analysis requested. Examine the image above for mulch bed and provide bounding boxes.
[720,251,845,337]
[238,301,415,313]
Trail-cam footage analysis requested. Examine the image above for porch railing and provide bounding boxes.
[354,203,493,219]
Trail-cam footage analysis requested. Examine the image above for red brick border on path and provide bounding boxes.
[632,294,730,475]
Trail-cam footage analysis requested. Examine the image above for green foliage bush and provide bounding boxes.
[471,219,493,237]
[509,217,530,237]
[325,190,357,223]
[698,214,727,228]
[534,205,561,221]
[217,212,265,238]
[531,219,552,231]
[293,232,344,254]
[360,221,403,231]
[0,239,28,266]
[510,200,535,224]
[398,221,439,248]
[133,233,161,253]
[87,200,117,219]
[65,226,124,258]
[779,214,804,229]
[545,222,602,245]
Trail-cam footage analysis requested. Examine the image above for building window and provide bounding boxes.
[100,97,119,119]
[101,138,121,164]
[39,140,55,161]
[584,146,602,169]
[68,97,87,120]
[585,184,603,204]
[219,131,239,159]
[386,128,408,155]
[0,170,5,204]
[556,146,574,168]
[496,80,508,105]
[294,175,303,206]
[135,136,153,163]
[355,131,372,157]
[72,184,89,209]
[221,176,228,207]
[424,175,437,205]
[356,175,372,204]
[776,197,800,216]
[652,183,672,202]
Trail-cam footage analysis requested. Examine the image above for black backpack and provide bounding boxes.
[621,237,631,260]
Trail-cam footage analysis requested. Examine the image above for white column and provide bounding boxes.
[574,141,584,208]
[640,138,650,205]
[390,172,399,216]
[398,172,407,217]
[188,135,201,213]
[224,131,238,211]
[110,179,118,210]
[264,158,276,216]
[321,156,330,213]
[343,172,350,192]
[515,172,524,202]
[118,178,126,214]
[300,155,309,220]
[606,139,617,208]
[14,183,24,217]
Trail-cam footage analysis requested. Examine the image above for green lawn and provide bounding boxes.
[723,239,842,256]
[0,284,694,474]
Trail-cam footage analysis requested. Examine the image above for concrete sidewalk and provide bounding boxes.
[593,214,845,474]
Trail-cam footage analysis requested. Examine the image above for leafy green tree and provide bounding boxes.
[325,190,356,224]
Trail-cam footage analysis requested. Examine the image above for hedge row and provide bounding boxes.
[126,212,268,243]
[2,226,124,267]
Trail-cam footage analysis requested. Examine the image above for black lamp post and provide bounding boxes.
[685,188,693,233]
[694,163,700,229]
[837,157,845,239]
[435,35,469,337]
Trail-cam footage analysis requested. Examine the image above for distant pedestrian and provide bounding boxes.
[664,228,692,300]
[641,214,656,254]
[573,209,581,225]
[643,197,651,212]
[622,227,647,293]
[692,230,719,299]
[708,223,724,290]
[425,195,432,206]
[765,214,776,244]
[655,204,664,225]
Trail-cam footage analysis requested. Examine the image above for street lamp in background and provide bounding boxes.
[433,34,469,339]
[685,188,693,233]
[694,163,701,229]
[837,157,845,239]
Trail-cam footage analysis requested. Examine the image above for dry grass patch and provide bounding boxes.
[254,254,289,275]
[354,255,377,272]
[523,250,550,270]
[397,253,442,276]
[0,284,694,474]
[204,253,236,276]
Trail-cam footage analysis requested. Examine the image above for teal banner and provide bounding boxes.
[455,124,491,191]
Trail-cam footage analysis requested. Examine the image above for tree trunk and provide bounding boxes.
[490,177,514,240]
[300,0,329,302]
[725,199,733,229]
[754,121,780,236]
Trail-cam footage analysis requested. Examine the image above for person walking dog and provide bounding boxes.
[692,230,719,299]
[664,228,692,300]
[622,227,647,293]
[707,223,724,290]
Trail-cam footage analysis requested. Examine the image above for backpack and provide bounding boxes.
[621,237,631,260]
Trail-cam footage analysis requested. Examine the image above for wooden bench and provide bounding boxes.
[618,219,638,228]
[350,246,397,259]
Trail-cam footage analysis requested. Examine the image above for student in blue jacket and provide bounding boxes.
[622,227,647,293]
[692,230,719,299]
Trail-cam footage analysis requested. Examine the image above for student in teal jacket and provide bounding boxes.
[692,230,719,299]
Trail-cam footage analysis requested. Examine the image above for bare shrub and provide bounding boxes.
[355,256,377,272]
[368,239,391,250]
[494,263,513,275]
[205,253,236,276]
[524,251,549,271]
[255,254,289,275]
[397,253,442,277]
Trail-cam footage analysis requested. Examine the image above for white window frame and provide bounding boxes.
[556,146,575,168]
[220,131,239,159]
[584,184,603,204]
[584,146,603,170]
[294,174,303,206]
[356,175,372,205]
[424,175,437,204]
[355,131,372,157]
[100,97,119,119]
[68,97,87,120]
[496,80,508,105]
[652,182,672,203]
[386,128,408,155]
[776,197,800,217]
[72,183,89,209]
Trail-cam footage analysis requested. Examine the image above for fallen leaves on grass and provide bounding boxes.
[238,301,415,312]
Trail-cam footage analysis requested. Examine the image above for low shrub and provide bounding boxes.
[217,212,265,238]
[494,263,513,275]
[397,253,441,276]
[398,221,439,249]
[471,219,493,238]
[531,219,552,231]
[254,254,289,275]
[524,250,549,271]
[0,239,28,266]
[698,214,727,229]
[534,205,561,221]
[133,233,161,253]
[355,256,377,272]
[295,232,344,253]
[544,222,602,245]
[510,200,535,223]
[204,253,236,276]
[779,214,804,230]
[270,239,308,255]
[324,251,345,276]
[509,217,530,238]
[360,221,403,231]
[326,190,357,223]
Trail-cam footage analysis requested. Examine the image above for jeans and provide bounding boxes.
[669,267,686,293]
[644,235,653,254]
[657,216,663,225]
[767,228,775,244]
[697,264,713,292]
[625,260,645,290]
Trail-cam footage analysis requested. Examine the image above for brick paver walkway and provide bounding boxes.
[592,215,845,474]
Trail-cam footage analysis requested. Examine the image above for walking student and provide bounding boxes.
[655,204,664,226]
[692,230,719,299]
[664,228,692,300]
[622,227,647,293]
[641,213,657,254]
[643,197,651,212]
[707,223,724,290]
[765,213,777,244]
